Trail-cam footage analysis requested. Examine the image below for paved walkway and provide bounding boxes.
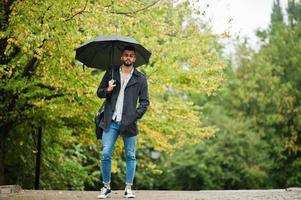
[1,189,301,200]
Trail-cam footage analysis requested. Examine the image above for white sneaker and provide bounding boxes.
[124,188,136,198]
[97,187,112,199]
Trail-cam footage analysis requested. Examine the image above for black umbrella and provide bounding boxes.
[75,34,151,70]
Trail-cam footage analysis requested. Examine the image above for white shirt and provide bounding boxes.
[112,67,134,122]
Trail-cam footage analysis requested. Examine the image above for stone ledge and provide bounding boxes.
[0,185,22,195]
[286,187,301,192]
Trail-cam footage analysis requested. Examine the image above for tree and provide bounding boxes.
[155,0,301,189]
[1,0,225,188]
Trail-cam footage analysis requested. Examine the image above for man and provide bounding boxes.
[96,46,150,199]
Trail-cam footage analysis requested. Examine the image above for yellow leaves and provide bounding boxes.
[34,48,44,60]
[35,99,45,108]
[111,160,118,173]
[0,66,4,77]
[49,104,59,111]
[138,94,216,153]
[7,37,17,44]
[50,82,64,89]
[23,47,30,54]
[87,17,98,25]
[4,0,225,171]
[140,123,173,152]
[285,130,301,154]
[0,32,7,40]
[283,96,296,114]
[111,139,124,173]
[150,168,163,175]
[191,57,199,68]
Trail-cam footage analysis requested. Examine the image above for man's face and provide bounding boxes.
[121,50,136,67]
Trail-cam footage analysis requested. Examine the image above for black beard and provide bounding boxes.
[123,61,133,67]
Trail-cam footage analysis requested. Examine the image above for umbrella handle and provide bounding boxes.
[112,67,113,80]
[111,67,114,81]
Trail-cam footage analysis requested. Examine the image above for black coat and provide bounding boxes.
[97,66,149,137]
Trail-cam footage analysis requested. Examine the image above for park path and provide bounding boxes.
[1,188,301,200]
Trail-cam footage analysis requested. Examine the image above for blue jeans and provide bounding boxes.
[101,120,137,185]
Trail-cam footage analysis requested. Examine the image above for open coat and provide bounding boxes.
[97,65,149,137]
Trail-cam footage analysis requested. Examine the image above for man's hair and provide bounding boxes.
[122,46,136,54]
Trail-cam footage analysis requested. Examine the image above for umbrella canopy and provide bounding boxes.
[75,35,151,70]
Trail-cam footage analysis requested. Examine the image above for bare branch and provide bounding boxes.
[44,93,66,101]
[22,57,38,78]
[40,4,53,25]
[35,83,56,90]
[64,0,89,22]
[112,0,161,15]
[131,0,147,6]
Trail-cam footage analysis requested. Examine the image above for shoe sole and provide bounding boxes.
[97,196,109,199]
[124,195,136,198]
[97,193,111,199]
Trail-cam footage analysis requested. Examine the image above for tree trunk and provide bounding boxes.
[0,124,10,185]
[34,126,42,189]
[0,133,6,185]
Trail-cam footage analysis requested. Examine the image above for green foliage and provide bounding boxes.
[150,69,272,190]
[1,0,225,189]
[271,0,284,24]
[148,0,301,190]
[226,0,301,187]
[157,129,271,190]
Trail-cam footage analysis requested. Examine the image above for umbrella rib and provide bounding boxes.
[89,42,102,68]
[138,46,150,64]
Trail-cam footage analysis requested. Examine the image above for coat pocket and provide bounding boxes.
[121,120,138,136]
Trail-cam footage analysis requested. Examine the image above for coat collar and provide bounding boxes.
[112,65,139,76]
[112,65,139,88]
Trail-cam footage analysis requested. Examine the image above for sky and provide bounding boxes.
[194,0,288,50]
